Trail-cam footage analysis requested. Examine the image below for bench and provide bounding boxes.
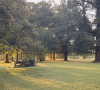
[14,61,22,67]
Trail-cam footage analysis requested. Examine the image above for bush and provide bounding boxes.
[21,58,35,67]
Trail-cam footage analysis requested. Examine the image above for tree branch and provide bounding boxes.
[85,0,96,7]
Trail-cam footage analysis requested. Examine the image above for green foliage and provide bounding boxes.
[36,27,57,52]
[0,0,29,46]
[67,0,100,61]
[52,1,77,60]
[0,0,37,59]
[22,58,35,66]
[28,1,54,28]
[0,0,99,62]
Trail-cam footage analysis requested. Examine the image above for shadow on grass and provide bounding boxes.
[0,61,67,90]
[41,60,94,64]
[0,69,29,90]
[0,60,100,90]
[0,67,69,90]
[66,60,93,63]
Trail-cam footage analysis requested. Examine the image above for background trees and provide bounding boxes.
[28,1,58,61]
[67,0,100,62]
[0,0,37,62]
[0,0,99,62]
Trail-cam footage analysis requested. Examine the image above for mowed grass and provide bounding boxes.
[0,60,100,90]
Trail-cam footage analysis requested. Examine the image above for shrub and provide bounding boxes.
[21,58,35,67]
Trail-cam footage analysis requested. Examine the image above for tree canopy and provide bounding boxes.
[0,0,100,62]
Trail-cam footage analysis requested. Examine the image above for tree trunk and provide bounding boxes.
[50,53,52,60]
[16,52,18,62]
[5,54,9,63]
[53,52,55,60]
[95,47,100,62]
[21,53,22,60]
[43,54,45,61]
[33,54,35,59]
[94,0,100,62]
[64,51,68,61]
[12,57,13,61]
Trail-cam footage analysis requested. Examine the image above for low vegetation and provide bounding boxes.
[0,60,100,90]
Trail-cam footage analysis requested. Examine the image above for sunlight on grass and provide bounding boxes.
[0,61,14,68]
[8,68,26,76]
[69,73,83,76]
[44,60,64,62]
[38,63,49,66]
[57,66,99,70]
[0,60,100,90]
[20,76,86,89]
[21,76,59,88]
[0,61,5,64]
[20,76,97,90]
[3,83,25,90]
[9,69,26,75]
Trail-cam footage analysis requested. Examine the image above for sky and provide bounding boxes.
[27,0,60,4]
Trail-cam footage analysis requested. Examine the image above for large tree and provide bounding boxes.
[67,0,100,62]
[28,1,58,60]
[94,0,100,61]
[52,0,80,61]
[0,0,37,62]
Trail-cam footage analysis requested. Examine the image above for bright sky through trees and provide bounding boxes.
[27,0,60,4]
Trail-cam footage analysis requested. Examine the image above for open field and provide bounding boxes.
[0,60,100,90]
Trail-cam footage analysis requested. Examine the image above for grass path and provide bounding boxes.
[0,60,100,90]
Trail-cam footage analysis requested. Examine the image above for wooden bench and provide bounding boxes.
[14,61,22,67]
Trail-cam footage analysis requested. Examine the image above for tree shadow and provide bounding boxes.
[66,60,94,63]
[0,65,64,90]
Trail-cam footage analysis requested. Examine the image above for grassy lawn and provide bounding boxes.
[0,60,100,90]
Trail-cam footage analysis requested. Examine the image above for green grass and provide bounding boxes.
[0,60,100,90]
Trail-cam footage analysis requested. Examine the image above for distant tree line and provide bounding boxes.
[0,0,100,62]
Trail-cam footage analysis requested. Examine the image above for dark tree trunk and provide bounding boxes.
[50,53,52,60]
[64,51,68,61]
[95,47,100,62]
[94,0,100,62]
[12,57,13,61]
[53,52,55,60]
[5,54,9,63]
[16,52,18,62]
[43,54,45,61]
[21,53,22,60]
[33,54,35,59]
[40,59,42,62]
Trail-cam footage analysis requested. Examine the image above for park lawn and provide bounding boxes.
[0,60,100,90]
